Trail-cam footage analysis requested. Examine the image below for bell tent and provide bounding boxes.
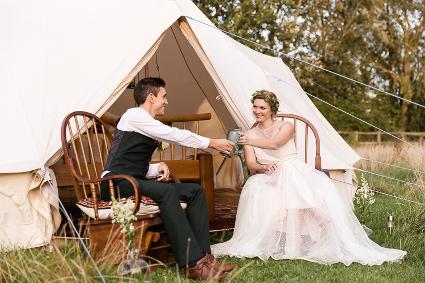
[0,0,360,249]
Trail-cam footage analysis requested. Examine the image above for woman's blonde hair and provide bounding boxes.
[251,90,280,114]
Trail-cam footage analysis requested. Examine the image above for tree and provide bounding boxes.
[193,0,425,132]
[361,0,425,130]
[192,0,304,56]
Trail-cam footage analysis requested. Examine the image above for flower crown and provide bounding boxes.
[251,90,280,114]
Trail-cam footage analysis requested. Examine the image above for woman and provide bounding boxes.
[211,90,406,265]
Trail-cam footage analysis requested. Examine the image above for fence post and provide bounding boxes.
[376,131,382,143]
[354,131,359,143]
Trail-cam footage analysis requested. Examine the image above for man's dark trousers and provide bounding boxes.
[109,179,211,267]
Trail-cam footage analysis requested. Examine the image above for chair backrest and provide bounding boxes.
[61,111,113,201]
[275,114,322,171]
[151,113,212,161]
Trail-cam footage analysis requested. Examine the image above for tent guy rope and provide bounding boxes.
[330,177,425,206]
[187,16,425,152]
[361,158,425,175]
[305,91,412,146]
[43,170,106,283]
[184,16,425,196]
[354,168,425,189]
[186,16,425,110]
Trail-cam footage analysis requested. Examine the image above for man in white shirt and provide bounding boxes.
[101,77,235,281]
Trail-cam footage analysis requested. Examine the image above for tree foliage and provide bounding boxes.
[193,0,425,131]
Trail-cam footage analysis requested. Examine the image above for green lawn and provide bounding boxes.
[2,170,425,282]
[152,192,425,283]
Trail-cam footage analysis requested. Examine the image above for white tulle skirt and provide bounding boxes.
[211,156,406,265]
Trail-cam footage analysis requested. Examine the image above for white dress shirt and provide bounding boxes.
[116,107,210,177]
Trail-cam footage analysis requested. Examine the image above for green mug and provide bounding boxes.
[223,128,242,157]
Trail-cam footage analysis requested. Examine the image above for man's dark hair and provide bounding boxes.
[133,77,166,106]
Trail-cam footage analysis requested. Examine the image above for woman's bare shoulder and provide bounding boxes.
[277,120,294,131]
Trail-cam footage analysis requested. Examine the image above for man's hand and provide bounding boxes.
[208,138,235,155]
[157,162,170,182]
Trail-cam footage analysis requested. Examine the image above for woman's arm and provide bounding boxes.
[244,145,265,173]
[243,144,278,175]
[240,122,294,150]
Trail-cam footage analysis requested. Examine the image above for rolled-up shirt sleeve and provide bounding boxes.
[119,108,210,149]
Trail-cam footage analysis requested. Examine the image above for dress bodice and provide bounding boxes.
[246,120,297,164]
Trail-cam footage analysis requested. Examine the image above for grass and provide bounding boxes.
[1,144,425,282]
[152,194,425,283]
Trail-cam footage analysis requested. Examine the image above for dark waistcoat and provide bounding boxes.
[104,129,159,179]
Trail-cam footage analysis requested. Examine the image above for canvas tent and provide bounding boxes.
[0,0,360,249]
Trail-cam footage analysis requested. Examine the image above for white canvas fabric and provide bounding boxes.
[0,0,359,173]
[0,0,180,173]
[0,0,360,248]
[0,168,60,250]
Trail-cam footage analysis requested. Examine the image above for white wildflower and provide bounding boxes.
[111,196,137,246]
[355,173,376,224]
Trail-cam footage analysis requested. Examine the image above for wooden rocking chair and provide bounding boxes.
[60,111,162,262]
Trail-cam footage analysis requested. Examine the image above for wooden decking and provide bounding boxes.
[209,188,240,231]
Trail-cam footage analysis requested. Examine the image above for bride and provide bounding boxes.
[211,90,406,265]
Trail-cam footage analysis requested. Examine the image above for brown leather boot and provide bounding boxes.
[186,255,227,281]
[206,254,236,272]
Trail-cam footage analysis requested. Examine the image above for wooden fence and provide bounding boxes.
[338,131,425,145]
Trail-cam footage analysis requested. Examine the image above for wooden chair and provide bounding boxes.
[60,111,162,262]
[249,113,323,175]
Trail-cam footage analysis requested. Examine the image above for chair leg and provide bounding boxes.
[135,221,161,255]
[198,153,215,220]
[141,231,161,255]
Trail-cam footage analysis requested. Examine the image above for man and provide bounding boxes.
[101,77,235,281]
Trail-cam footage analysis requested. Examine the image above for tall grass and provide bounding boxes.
[356,143,425,176]
[356,143,425,201]
[0,242,159,282]
[1,144,425,282]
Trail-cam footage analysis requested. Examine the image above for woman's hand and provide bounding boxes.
[263,162,278,175]
[238,133,249,145]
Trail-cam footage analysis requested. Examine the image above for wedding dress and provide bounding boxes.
[211,121,406,265]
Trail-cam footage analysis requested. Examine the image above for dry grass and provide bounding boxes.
[355,143,425,197]
[355,143,425,172]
